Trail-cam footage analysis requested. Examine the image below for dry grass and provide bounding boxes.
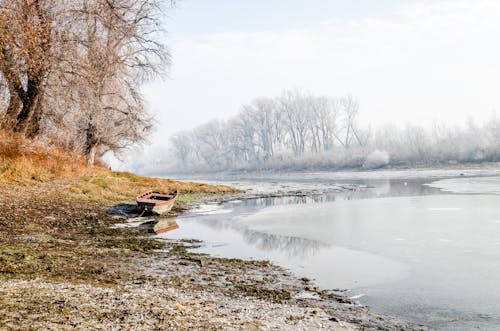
[0,133,238,201]
[0,133,91,183]
[68,171,238,204]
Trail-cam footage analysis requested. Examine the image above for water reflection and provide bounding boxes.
[239,194,337,208]
[339,178,443,199]
[174,178,448,259]
[236,178,446,207]
[153,218,179,235]
[241,228,328,258]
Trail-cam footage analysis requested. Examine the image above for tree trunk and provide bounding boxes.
[1,77,44,138]
[24,98,43,139]
[15,98,40,138]
[1,92,22,130]
[87,144,97,167]
[13,79,43,138]
[84,120,99,167]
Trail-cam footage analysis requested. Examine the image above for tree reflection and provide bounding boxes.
[241,228,328,258]
[240,194,337,208]
[174,179,445,258]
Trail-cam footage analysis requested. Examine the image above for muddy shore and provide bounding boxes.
[0,178,425,330]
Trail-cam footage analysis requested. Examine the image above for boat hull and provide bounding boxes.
[136,191,177,215]
[148,202,174,215]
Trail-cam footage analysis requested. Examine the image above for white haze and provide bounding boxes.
[141,91,500,174]
[107,0,500,172]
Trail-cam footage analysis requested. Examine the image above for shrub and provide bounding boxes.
[363,150,390,169]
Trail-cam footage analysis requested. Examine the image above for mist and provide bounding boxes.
[129,90,499,175]
[106,0,500,174]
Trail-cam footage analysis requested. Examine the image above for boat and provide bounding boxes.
[136,190,177,215]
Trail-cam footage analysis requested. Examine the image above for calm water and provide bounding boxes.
[160,170,500,330]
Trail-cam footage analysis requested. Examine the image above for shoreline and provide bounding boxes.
[0,175,425,330]
[119,188,427,330]
[154,161,500,179]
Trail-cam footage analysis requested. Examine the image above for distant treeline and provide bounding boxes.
[166,90,500,173]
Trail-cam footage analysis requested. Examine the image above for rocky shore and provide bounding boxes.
[0,175,425,330]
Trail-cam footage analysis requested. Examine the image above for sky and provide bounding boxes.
[109,0,500,168]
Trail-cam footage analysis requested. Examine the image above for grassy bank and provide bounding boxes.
[0,169,237,280]
[0,138,238,319]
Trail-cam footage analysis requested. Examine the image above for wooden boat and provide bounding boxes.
[136,190,177,215]
[153,218,179,235]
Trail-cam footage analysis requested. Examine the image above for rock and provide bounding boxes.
[304,285,317,292]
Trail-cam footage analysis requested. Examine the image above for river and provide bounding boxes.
[159,168,500,330]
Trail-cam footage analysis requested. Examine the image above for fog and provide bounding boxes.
[127,90,499,174]
[106,0,500,173]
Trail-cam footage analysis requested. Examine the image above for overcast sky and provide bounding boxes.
[110,0,500,168]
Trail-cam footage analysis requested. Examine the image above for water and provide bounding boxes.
[159,170,500,330]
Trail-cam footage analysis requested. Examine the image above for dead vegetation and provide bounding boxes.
[68,171,237,204]
[0,132,237,197]
[0,133,91,183]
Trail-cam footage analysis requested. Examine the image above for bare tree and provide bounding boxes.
[308,96,338,152]
[70,0,166,165]
[338,95,363,148]
[194,120,228,168]
[0,0,170,166]
[280,90,310,156]
[239,98,279,160]
[0,0,55,137]
[170,131,193,167]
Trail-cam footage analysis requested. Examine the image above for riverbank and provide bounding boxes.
[0,172,424,330]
